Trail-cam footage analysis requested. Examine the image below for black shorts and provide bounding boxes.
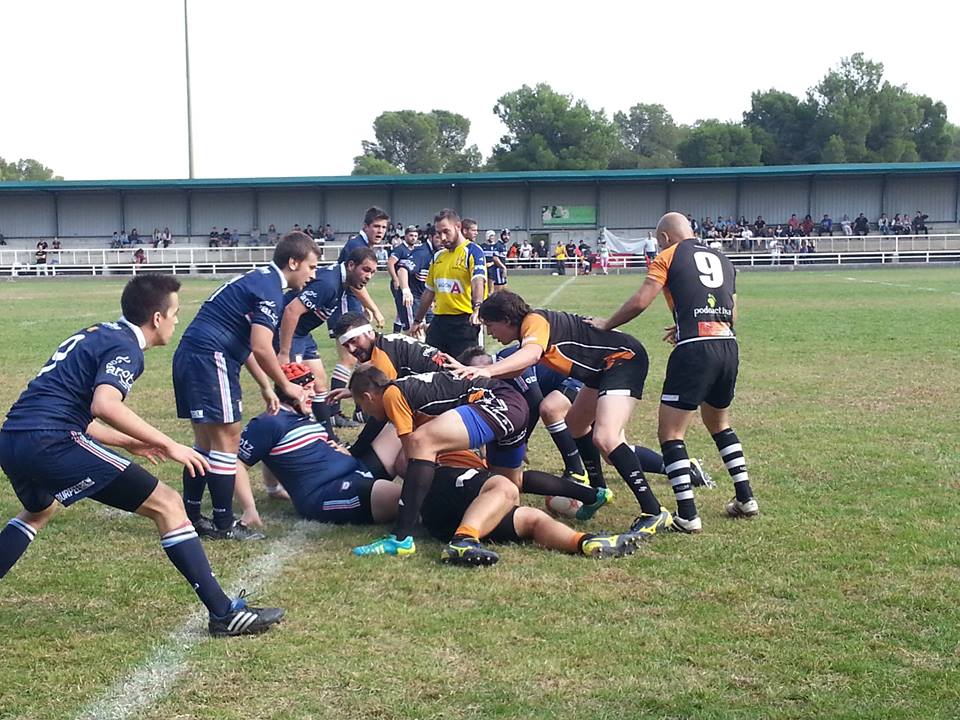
[661,339,739,410]
[426,314,482,358]
[592,344,649,400]
[420,466,521,543]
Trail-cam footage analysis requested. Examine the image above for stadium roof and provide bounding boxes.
[1,162,959,192]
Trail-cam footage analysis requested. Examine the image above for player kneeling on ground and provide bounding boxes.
[0,274,283,637]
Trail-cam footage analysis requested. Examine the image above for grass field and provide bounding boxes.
[1,267,959,720]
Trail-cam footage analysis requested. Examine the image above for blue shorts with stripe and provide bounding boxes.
[297,468,376,524]
[172,346,243,424]
[391,288,416,331]
[0,430,131,512]
[290,333,320,361]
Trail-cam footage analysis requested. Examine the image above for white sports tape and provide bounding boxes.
[338,324,373,345]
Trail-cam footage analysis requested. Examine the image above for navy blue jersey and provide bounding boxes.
[293,263,350,337]
[408,243,434,297]
[4,319,145,432]
[480,242,495,275]
[238,408,364,514]
[337,232,371,264]
[496,344,538,395]
[493,242,507,266]
[179,262,286,362]
[390,242,416,269]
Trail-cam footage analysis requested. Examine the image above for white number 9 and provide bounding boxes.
[37,334,86,376]
[694,251,724,288]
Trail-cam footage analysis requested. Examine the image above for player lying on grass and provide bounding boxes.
[590,212,757,533]
[447,290,673,537]
[0,274,283,637]
[348,364,529,557]
[235,364,640,564]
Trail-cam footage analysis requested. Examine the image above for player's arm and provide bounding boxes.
[352,285,385,330]
[598,275,663,331]
[278,297,309,362]
[732,293,738,324]
[397,264,414,308]
[251,324,305,409]
[89,385,208,476]
[409,287,436,335]
[468,244,487,324]
[234,462,263,528]
[386,254,401,290]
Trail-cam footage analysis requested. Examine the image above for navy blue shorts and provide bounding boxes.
[173,346,243,424]
[297,468,377,524]
[0,430,132,512]
[290,333,320,362]
[326,293,363,338]
[391,288,416,331]
[489,267,507,286]
[538,366,583,401]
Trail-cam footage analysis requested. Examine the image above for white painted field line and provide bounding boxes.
[75,521,320,720]
[539,274,579,307]
[844,276,960,296]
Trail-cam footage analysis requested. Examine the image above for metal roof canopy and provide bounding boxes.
[2,162,960,193]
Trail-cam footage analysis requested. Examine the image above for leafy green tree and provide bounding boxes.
[610,103,682,168]
[676,120,762,167]
[489,83,619,171]
[743,90,818,165]
[0,157,62,181]
[352,110,482,175]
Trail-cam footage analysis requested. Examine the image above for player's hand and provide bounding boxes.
[470,309,481,326]
[261,384,281,415]
[279,381,305,412]
[391,279,400,291]
[240,508,264,529]
[446,357,489,380]
[408,321,425,337]
[586,316,608,331]
[264,480,290,501]
[401,288,413,308]
[166,443,209,477]
[662,325,678,345]
[325,387,352,404]
[372,309,385,330]
[326,439,352,456]
[277,351,291,365]
[128,441,167,465]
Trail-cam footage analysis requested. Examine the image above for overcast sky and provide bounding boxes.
[2,0,958,180]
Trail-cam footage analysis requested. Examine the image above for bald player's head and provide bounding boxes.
[655,212,694,248]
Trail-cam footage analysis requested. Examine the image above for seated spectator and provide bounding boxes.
[507,242,519,261]
[840,214,853,236]
[323,224,335,242]
[853,213,869,237]
[753,215,766,237]
[119,229,129,247]
[304,224,315,239]
[787,214,800,234]
[249,226,262,246]
[375,244,389,266]
[818,214,833,236]
[129,228,140,244]
[774,224,787,239]
[160,226,172,248]
[564,240,578,261]
[112,231,121,248]
[687,215,700,236]
[209,226,221,248]
[912,211,929,235]
[877,214,889,235]
[267,223,278,244]
[801,214,814,237]
[807,237,816,252]
[133,248,146,264]
[51,238,61,251]
[293,223,302,233]
[152,228,161,245]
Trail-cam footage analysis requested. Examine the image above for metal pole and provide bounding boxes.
[184,0,195,179]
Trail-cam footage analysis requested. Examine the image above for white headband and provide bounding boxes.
[338,323,374,345]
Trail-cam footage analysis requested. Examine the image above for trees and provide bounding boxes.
[610,103,683,169]
[0,158,62,181]
[489,83,619,171]
[352,110,482,175]
[676,120,762,167]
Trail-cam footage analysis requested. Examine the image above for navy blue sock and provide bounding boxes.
[634,445,665,474]
[608,442,661,514]
[161,523,231,616]
[0,518,36,578]
[661,439,698,520]
[206,450,238,530]
[182,447,208,522]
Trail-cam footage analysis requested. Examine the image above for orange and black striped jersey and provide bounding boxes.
[381,371,515,436]
[647,239,736,346]
[369,333,447,380]
[519,309,645,386]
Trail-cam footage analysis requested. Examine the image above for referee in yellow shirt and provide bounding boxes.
[410,208,487,357]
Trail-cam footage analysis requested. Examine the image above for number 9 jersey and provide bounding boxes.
[647,239,736,346]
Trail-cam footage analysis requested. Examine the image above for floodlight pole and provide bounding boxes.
[184,0,195,179]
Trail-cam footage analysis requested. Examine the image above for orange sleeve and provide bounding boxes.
[519,313,550,349]
[370,347,398,380]
[646,243,677,286]
[382,385,414,435]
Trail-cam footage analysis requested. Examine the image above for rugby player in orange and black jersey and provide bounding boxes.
[348,365,528,556]
[598,211,757,533]
[448,291,673,537]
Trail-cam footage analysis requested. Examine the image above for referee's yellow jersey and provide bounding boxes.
[424,241,487,316]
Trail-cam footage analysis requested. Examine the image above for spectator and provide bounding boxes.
[801,214,814,237]
[769,237,781,265]
[519,238,533,268]
[0,229,5,245]
[375,244,389,267]
[119,229,129,247]
[597,234,609,275]
[853,213,869,237]
[162,226,172,247]
[133,248,146,264]
[688,215,700,237]
[642,231,658,266]
[323,223,335,242]
[152,228,161,245]
[267,223,278,244]
[912,211,929,235]
[51,237,61,251]
[314,229,325,261]
[840,214,853,236]
[112,231,120,248]
[35,239,49,275]
[818,214,833,236]
[564,239,578,262]
[877,214,889,235]
[304,224,315,239]
[249,225,261,246]
[129,228,140,245]
[222,227,231,245]
[293,223,302,233]
[753,215,766,237]
[553,241,567,275]
[787,214,800,234]
[208,226,221,248]
[535,238,548,260]
[740,225,754,252]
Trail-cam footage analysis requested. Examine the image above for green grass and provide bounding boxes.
[1,268,960,719]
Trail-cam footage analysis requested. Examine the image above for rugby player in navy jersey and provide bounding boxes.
[277,248,378,437]
[0,274,284,636]
[398,228,442,336]
[448,291,673,538]
[173,232,319,541]
[592,212,756,533]
[386,225,420,333]
[491,230,509,292]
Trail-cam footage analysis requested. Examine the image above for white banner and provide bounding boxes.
[601,227,645,255]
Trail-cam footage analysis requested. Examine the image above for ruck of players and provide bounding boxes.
[0,207,757,639]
